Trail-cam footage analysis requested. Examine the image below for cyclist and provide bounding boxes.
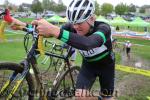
[4,0,115,99]
[32,0,115,100]
[112,38,118,50]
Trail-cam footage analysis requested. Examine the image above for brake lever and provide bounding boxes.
[33,24,45,55]
[32,25,38,39]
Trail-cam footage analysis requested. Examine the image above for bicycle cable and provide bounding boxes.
[24,33,30,53]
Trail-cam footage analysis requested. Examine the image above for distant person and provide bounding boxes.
[112,38,118,50]
[125,41,132,59]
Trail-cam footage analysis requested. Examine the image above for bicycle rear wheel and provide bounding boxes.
[48,66,80,100]
[0,62,35,100]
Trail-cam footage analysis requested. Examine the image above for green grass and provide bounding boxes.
[114,36,150,60]
[114,36,150,46]
[116,74,150,100]
[0,18,34,23]
[115,52,121,64]
[0,41,25,62]
[5,32,24,39]
[17,18,34,23]
[132,45,150,60]
[1,33,149,64]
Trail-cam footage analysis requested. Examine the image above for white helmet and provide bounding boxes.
[66,0,95,24]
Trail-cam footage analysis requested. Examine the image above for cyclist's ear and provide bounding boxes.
[89,15,96,22]
[87,15,96,25]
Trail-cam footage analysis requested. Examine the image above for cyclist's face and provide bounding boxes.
[73,21,90,36]
[73,16,95,36]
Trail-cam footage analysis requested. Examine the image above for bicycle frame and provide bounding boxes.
[25,36,75,98]
[0,8,76,98]
[0,28,76,99]
[41,40,63,65]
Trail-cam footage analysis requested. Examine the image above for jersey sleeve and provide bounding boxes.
[94,23,111,43]
[58,23,111,50]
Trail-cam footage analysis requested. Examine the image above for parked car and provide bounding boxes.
[44,10,56,18]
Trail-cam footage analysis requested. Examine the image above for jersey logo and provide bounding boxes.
[79,45,107,57]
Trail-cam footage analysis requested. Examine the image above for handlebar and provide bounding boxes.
[16,25,44,55]
[0,8,44,55]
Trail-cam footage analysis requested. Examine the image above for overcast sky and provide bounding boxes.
[0,0,149,7]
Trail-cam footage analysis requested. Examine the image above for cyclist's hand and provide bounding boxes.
[32,19,60,38]
[3,9,13,23]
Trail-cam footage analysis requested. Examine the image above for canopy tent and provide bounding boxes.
[96,16,110,24]
[46,15,65,23]
[129,17,150,27]
[60,17,67,23]
[110,16,129,27]
[128,17,150,32]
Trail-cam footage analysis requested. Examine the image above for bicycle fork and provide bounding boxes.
[0,68,29,100]
[0,72,18,95]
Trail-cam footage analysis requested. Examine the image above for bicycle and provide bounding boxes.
[40,40,65,73]
[24,35,65,74]
[0,18,80,100]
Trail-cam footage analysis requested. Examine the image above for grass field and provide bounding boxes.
[2,33,149,63]
[114,36,150,61]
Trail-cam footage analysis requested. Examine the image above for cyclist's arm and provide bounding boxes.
[58,23,110,50]
[11,17,27,27]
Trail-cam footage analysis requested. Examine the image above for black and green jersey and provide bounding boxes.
[58,21,112,62]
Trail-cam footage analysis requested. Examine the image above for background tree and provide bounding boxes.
[115,3,129,15]
[139,7,145,13]
[42,0,51,10]
[3,0,9,8]
[48,1,57,11]
[18,5,25,12]
[128,4,136,12]
[95,1,101,16]
[139,5,150,13]
[54,3,66,12]
[44,1,66,13]
[10,4,18,12]
[101,3,113,16]
[31,0,43,16]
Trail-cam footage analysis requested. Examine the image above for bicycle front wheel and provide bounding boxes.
[48,66,80,100]
[0,62,35,100]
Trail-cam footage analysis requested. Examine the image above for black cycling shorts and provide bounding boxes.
[126,48,131,54]
[76,55,115,97]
